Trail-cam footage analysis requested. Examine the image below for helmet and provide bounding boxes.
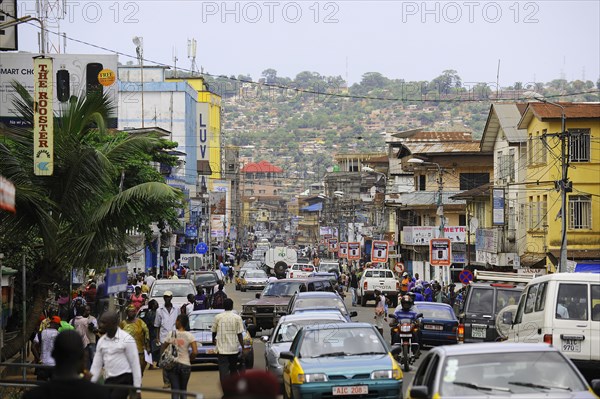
[415,284,423,293]
[422,280,430,286]
[400,295,414,311]
[402,272,408,277]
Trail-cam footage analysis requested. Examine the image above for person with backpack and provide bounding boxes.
[211,283,228,309]
[182,294,195,315]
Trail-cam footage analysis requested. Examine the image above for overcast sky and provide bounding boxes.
[15,0,600,86]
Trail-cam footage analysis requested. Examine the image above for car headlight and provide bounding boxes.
[275,305,287,312]
[242,305,252,313]
[298,373,328,383]
[371,369,400,379]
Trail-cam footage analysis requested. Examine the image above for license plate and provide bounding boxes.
[424,324,443,330]
[398,333,412,337]
[562,339,581,352]
[471,327,487,338]
[333,386,369,396]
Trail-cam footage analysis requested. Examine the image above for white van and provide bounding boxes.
[503,272,600,372]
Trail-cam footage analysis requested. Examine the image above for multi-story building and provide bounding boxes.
[519,102,600,272]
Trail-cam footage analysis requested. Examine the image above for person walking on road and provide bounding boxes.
[142,299,160,369]
[90,311,142,399]
[162,314,198,399]
[70,304,98,370]
[348,270,359,307]
[373,288,386,336]
[212,298,244,385]
[211,283,227,309]
[32,316,61,381]
[24,330,110,399]
[120,305,150,375]
[154,291,179,388]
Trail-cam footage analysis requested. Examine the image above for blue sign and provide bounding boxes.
[196,242,208,254]
[185,224,198,238]
[106,266,128,294]
[459,269,474,285]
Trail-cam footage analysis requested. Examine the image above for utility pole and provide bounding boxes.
[537,99,569,272]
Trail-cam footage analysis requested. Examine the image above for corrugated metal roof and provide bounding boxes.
[481,103,527,151]
[241,160,283,173]
[401,141,481,154]
[518,102,600,128]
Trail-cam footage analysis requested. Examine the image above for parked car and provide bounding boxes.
[241,278,335,331]
[280,323,403,399]
[458,270,532,343]
[263,311,348,382]
[412,301,458,346]
[502,272,600,379]
[148,279,197,308]
[405,342,600,399]
[239,269,269,292]
[188,309,256,368]
[287,291,357,321]
[188,270,219,296]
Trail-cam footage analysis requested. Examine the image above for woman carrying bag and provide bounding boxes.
[161,314,198,399]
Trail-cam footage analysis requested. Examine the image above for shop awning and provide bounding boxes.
[300,203,323,212]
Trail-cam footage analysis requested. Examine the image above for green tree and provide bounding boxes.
[0,84,183,359]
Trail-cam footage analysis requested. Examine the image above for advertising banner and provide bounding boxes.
[339,242,348,258]
[328,238,338,252]
[0,176,15,213]
[493,188,505,225]
[371,240,389,263]
[33,57,54,176]
[348,242,361,260]
[430,238,452,266]
[1,53,119,127]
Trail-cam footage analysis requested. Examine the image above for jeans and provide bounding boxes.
[166,363,192,399]
[349,287,357,305]
[217,353,240,383]
[86,343,96,369]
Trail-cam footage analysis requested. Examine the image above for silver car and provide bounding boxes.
[148,279,197,309]
[262,311,348,382]
[240,269,269,292]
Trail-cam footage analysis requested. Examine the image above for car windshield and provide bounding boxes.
[466,288,494,314]
[243,262,261,269]
[188,313,218,330]
[299,327,386,358]
[440,351,586,396]
[273,319,345,343]
[414,305,455,320]
[195,274,217,283]
[262,281,305,296]
[151,283,194,297]
[364,270,392,278]
[294,298,346,314]
[320,264,338,272]
[244,270,267,279]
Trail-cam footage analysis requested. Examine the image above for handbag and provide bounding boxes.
[158,330,178,370]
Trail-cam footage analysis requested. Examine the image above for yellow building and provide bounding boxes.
[519,102,600,272]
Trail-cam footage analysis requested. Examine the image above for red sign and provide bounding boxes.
[430,238,452,266]
[371,240,389,263]
[348,242,361,260]
[339,242,348,258]
[0,176,16,213]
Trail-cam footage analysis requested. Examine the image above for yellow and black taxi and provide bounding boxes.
[280,322,403,399]
[405,342,600,399]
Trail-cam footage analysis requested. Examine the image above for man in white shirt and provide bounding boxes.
[144,273,156,289]
[212,298,244,385]
[154,291,179,388]
[90,311,142,399]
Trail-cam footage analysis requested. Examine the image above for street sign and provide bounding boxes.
[430,238,452,266]
[371,240,389,263]
[328,238,338,252]
[348,242,361,260]
[106,266,128,294]
[395,263,405,274]
[196,242,208,254]
[339,242,348,258]
[459,269,474,285]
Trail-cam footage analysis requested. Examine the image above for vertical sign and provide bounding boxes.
[198,103,210,190]
[33,57,54,176]
[430,238,452,266]
[492,188,505,225]
[339,242,348,259]
[328,238,338,253]
[348,242,361,260]
[371,240,389,263]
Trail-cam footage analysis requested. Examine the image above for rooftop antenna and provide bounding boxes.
[187,38,197,76]
[172,46,178,78]
[496,59,501,99]
[36,0,67,53]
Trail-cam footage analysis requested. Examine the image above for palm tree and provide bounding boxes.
[0,83,183,360]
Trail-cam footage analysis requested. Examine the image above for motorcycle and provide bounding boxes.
[389,312,422,372]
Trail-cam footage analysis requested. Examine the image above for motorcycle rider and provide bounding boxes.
[391,295,421,358]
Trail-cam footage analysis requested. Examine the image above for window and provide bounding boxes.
[459,173,489,190]
[348,160,359,172]
[497,289,521,311]
[556,283,588,320]
[514,291,526,324]
[528,195,547,230]
[569,129,591,162]
[535,282,547,312]
[524,284,538,314]
[415,174,426,191]
[466,288,493,314]
[497,150,515,181]
[569,195,592,229]
[528,132,547,165]
[459,214,466,226]
[592,285,600,321]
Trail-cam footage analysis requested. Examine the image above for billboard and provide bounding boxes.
[33,57,54,175]
[0,53,119,127]
[0,0,18,50]
[348,242,361,260]
[339,242,348,258]
[430,238,451,266]
[328,238,338,253]
[371,240,389,263]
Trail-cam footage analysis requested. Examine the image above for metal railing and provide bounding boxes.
[0,363,203,399]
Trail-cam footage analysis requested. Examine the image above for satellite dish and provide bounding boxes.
[470,217,479,231]
[495,304,518,340]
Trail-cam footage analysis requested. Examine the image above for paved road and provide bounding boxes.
[140,276,423,399]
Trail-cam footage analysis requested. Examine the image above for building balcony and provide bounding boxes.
[387,191,466,208]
